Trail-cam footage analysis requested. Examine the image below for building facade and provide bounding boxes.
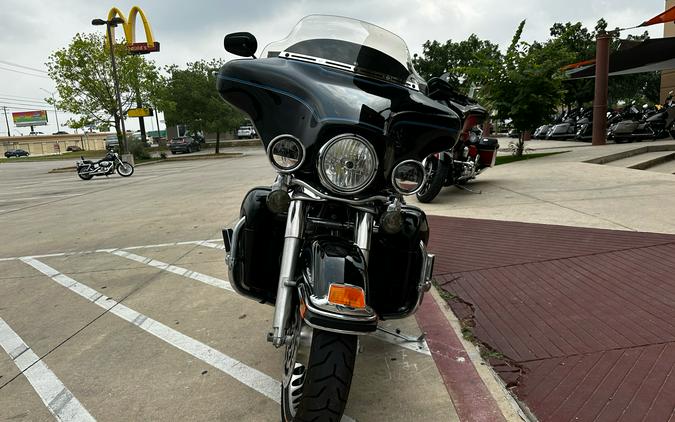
[660,0,675,102]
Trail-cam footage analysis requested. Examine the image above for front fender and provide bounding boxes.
[299,237,378,334]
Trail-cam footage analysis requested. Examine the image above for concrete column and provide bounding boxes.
[592,32,611,146]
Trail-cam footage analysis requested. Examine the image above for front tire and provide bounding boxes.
[116,162,134,177]
[416,155,449,203]
[282,310,357,422]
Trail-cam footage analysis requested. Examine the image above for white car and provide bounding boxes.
[237,125,256,139]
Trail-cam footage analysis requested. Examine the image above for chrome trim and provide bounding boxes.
[408,241,435,315]
[290,178,388,205]
[317,133,379,195]
[354,211,373,263]
[299,283,378,323]
[226,217,247,297]
[278,50,420,91]
[266,134,306,174]
[271,200,305,347]
[391,159,427,195]
[226,217,246,269]
[303,318,372,336]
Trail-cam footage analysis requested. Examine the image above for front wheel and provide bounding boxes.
[282,309,357,422]
[416,155,449,203]
[116,162,134,177]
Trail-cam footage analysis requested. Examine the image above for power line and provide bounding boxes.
[0,93,49,101]
[0,104,68,113]
[0,66,51,79]
[0,97,51,106]
[0,60,47,74]
[0,100,52,108]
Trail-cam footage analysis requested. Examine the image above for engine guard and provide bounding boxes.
[298,237,378,335]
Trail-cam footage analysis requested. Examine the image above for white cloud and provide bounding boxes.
[0,0,666,134]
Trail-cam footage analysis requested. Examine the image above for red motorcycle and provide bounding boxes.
[416,75,499,203]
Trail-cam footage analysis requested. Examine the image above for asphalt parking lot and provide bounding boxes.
[0,151,458,422]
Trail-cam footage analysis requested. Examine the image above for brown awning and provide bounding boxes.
[566,37,675,79]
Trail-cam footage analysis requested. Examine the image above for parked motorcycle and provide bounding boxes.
[218,16,444,421]
[415,75,499,203]
[76,149,134,180]
[574,108,595,141]
[608,94,675,143]
[546,108,581,140]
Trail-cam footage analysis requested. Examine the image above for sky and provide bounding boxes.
[0,0,669,135]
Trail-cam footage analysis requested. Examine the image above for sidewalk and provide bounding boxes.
[414,139,675,234]
[418,140,675,421]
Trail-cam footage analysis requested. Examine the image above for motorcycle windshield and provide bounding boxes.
[262,15,422,89]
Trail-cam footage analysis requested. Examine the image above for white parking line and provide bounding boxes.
[109,250,233,292]
[19,257,278,400]
[0,193,83,203]
[0,317,96,422]
[19,257,358,422]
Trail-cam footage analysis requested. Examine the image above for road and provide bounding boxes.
[0,150,458,421]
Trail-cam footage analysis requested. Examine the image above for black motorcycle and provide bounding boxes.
[218,16,450,421]
[607,96,675,143]
[76,149,134,180]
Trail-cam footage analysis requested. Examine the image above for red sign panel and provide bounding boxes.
[128,42,160,55]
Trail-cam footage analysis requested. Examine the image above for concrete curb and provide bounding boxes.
[425,286,531,422]
[584,143,675,165]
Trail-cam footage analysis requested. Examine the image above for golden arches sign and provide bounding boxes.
[106,6,159,54]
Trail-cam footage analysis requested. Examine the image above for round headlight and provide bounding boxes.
[267,135,305,173]
[391,160,426,195]
[318,134,378,194]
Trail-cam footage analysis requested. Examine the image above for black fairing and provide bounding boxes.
[217,58,460,192]
[302,237,368,298]
[368,205,428,319]
[230,187,286,304]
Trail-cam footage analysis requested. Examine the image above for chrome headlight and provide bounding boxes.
[318,134,378,194]
[267,135,305,173]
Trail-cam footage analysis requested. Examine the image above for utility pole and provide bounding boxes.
[2,106,10,137]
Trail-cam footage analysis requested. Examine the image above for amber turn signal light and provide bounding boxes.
[328,284,366,309]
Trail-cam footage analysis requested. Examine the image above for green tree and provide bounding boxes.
[159,59,244,153]
[46,32,159,152]
[479,21,572,155]
[413,35,501,94]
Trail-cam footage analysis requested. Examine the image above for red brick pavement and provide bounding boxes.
[427,216,675,422]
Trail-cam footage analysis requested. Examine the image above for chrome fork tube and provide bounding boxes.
[270,199,305,347]
[354,211,374,264]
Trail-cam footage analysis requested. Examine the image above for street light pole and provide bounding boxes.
[93,17,127,153]
[105,22,128,153]
[40,88,60,133]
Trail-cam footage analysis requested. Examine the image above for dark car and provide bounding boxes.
[4,149,30,158]
[169,136,200,154]
[66,145,84,152]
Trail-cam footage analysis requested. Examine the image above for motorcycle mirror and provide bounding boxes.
[224,32,258,58]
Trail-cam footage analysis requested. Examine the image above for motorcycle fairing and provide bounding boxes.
[368,205,429,319]
[299,237,378,334]
[217,58,460,176]
[227,187,286,304]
